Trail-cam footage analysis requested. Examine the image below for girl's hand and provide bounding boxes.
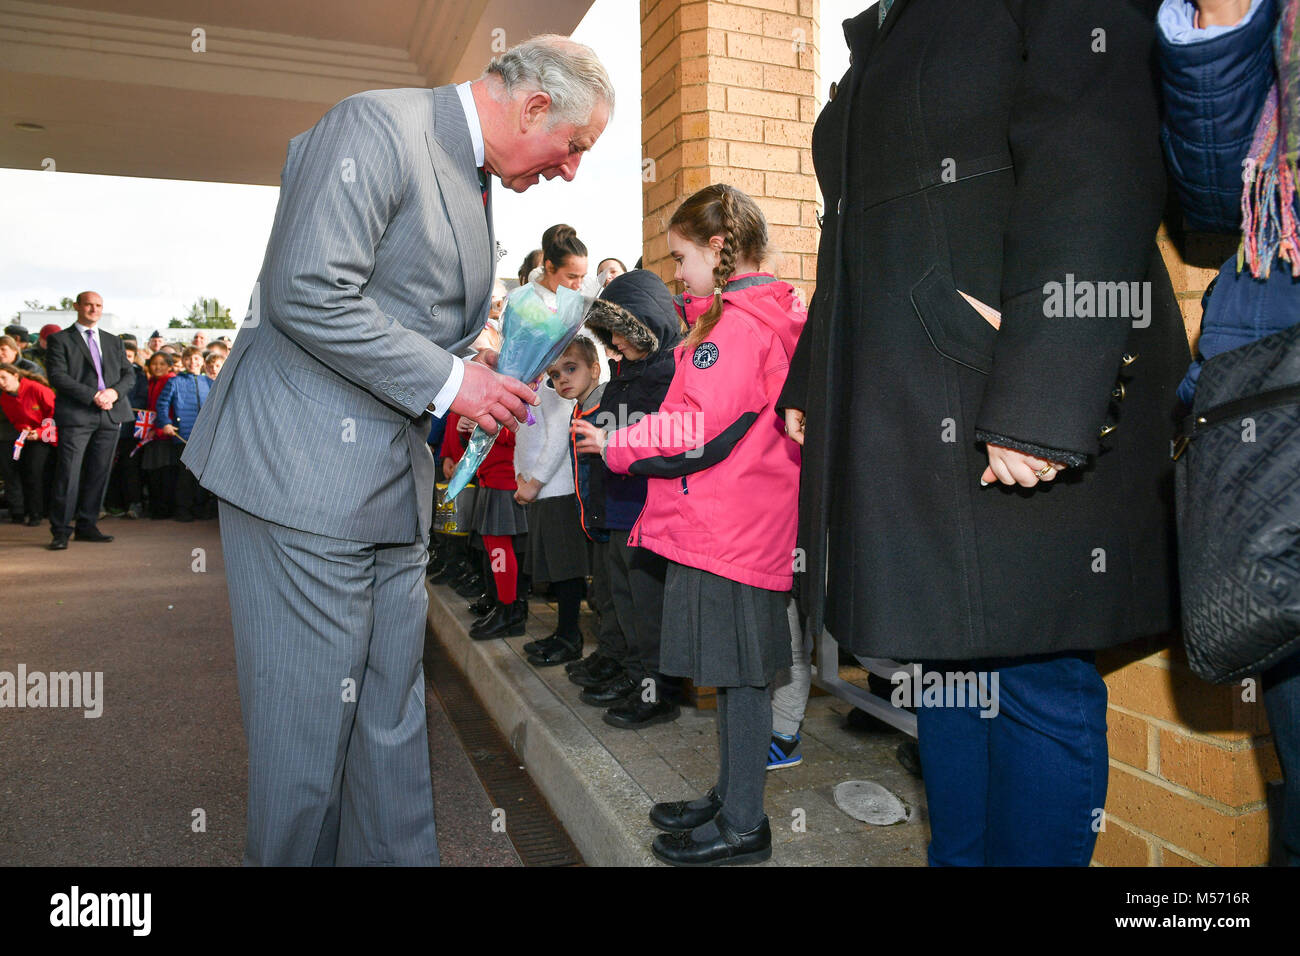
[456,416,475,435]
[784,408,805,446]
[513,477,543,504]
[441,457,455,480]
[571,418,607,456]
[981,444,1067,488]
[161,424,179,438]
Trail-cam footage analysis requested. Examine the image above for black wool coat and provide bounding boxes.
[778,0,1189,660]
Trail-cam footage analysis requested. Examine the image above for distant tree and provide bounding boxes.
[172,296,235,329]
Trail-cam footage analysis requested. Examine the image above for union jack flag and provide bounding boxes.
[11,431,24,461]
[133,409,154,440]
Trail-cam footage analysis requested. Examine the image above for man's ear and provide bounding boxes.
[520,91,552,131]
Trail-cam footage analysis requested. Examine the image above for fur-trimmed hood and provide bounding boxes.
[582,269,682,359]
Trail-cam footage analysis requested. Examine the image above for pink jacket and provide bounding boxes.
[604,274,806,591]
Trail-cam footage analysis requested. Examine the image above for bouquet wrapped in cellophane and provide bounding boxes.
[443,282,588,502]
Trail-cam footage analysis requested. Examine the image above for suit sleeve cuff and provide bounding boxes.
[428,358,466,416]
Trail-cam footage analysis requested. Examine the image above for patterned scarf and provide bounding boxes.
[878,0,895,26]
[1241,0,1300,278]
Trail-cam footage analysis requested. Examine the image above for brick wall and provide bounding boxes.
[640,0,820,302]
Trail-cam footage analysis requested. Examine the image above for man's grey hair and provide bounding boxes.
[483,34,614,128]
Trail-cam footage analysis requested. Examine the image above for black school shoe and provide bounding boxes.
[579,673,636,707]
[469,599,527,640]
[651,815,772,867]
[568,653,625,688]
[467,592,495,617]
[526,633,583,667]
[453,569,484,598]
[603,693,680,730]
[649,787,723,833]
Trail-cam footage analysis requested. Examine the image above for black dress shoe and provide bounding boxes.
[579,673,636,707]
[469,599,527,640]
[48,535,69,551]
[603,694,680,730]
[453,572,485,598]
[73,528,114,542]
[428,559,465,585]
[527,634,583,667]
[568,653,625,688]
[650,787,723,833]
[651,815,772,867]
[24,515,42,527]
[467,592,495,616]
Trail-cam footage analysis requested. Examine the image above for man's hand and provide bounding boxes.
[571,418,607,456]
[1194,0,1251,27]
[981,443,1067,488]
[449,359,537,436]
[784,408,805,446]
[92,389,117,410]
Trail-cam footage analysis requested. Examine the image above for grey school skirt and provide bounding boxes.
[525,494,589,584]
[470,486,529,537]
[658,561,793,688]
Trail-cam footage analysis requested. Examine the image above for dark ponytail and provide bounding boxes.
[541,223,588,275]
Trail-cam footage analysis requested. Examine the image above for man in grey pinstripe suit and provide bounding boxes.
[182,35,613,865]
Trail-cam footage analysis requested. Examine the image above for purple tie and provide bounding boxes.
[85,328,106,391]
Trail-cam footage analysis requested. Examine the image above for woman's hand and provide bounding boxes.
[571,418,607,457]
[981,444,1067,488]
[784,408,806,446]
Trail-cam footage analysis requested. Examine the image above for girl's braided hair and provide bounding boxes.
[668,184,769,349]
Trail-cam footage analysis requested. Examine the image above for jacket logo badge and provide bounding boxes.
[692,342,719,369]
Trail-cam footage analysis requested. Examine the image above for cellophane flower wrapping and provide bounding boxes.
[443,283,588,502]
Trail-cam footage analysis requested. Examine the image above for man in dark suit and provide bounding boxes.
[45,291,134,549]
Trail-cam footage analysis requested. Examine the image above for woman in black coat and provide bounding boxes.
[780,0,1189,865]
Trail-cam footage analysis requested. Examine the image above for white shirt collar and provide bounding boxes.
[455,81,485,169]
[75,321,98,339]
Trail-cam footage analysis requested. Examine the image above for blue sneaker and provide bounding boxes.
[767,732,802,770]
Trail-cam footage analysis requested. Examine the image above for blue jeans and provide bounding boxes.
[915,651,1109,866]
[1264,652,1300,866]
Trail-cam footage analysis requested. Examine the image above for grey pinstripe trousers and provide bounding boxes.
[219,499,439,866]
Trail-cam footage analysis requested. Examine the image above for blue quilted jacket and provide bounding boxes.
[155,372,212,442]
[1159,0,1300,403]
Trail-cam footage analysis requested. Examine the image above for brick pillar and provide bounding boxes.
[640,0,820,302]
[1093,227,1284,867]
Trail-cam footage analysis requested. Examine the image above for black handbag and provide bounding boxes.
[1173,321,1300,683]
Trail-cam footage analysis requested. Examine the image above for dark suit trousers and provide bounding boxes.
[49,411,119,536]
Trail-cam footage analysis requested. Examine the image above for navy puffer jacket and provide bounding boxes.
[1158,0,1300,403]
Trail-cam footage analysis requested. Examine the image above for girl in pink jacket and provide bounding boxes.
[573,184,806,866]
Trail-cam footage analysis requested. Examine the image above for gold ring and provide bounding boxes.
[1035,464,1054,478]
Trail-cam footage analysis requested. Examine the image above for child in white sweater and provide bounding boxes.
[513,342,595,666]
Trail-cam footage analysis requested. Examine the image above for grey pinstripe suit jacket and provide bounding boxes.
[183,85,494,543]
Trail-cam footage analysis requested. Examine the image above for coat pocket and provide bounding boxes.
[910,265,998,375]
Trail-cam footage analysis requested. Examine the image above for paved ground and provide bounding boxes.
[430,583,931,867]
[0,515,519,866]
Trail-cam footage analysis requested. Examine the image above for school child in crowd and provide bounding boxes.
[140,351,178,519]
[443,409,529,639]
[155,347,213,522]
[573,184,805,865]
[0,363,57,525]
[515,339,600,666]
[574,269,683,730]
